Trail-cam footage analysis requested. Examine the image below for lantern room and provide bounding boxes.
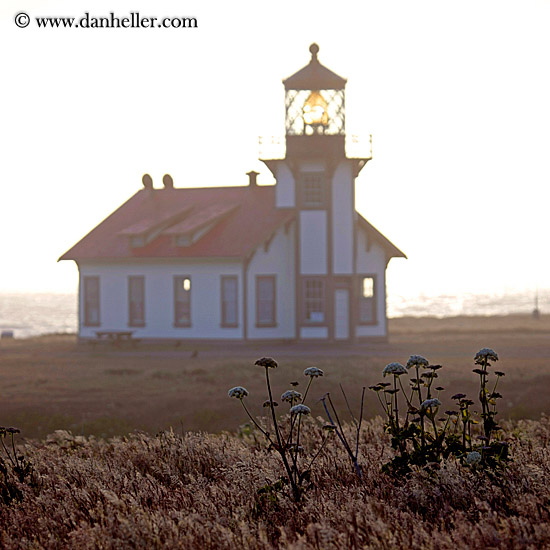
[283,43,346,137]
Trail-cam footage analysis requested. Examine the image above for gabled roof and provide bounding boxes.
[59,183,405,264]
[59,186,294,262]
[357,213,407,260]
[283,43,347,91]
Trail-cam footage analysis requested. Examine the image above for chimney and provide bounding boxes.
[246,170,259,187]
[142,174,153,190]
[163,174,174,189]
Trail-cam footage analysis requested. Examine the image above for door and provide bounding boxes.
[334,288,350,340]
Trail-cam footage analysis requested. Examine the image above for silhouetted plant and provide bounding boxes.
[0,426,32,505]
[472,348,509,467]
[320,382,365,479]
[228,357,330,502]
[371,349,509,475]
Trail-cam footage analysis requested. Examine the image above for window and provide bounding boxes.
[359,276,376,324]
[128,276,145,327]
[221,276,238,327]
[303,278,325,323]
[83,276,100,326]
[174,276,191,327]
[301,173,325,208]
[256,276,276,326]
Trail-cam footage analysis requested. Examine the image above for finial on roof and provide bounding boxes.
[309,43,319,61]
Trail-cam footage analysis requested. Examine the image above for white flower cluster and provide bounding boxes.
[290,404,311,416]
[406,355,429,369]
[466,451,482,465]
[304,367,324,377]
[281,390,302,403]
[227,386,248,399]
[474,348,499,363]
[420,398,442,410]
[382,362,407,377]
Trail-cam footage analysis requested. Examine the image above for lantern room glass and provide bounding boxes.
[285,88,345,136]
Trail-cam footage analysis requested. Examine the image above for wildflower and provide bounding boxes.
[420,398,441,411]
[384,389,399,395]
[490,392,503,399]
[451,393,467,400]
[369,385,383,391]
[304,366,324,377]
[382,362,407,376]
[290,381,300,386]
[435,386,445,391]
[495,371,505,377]
[290,404,311,416]
[466,451,482,465]
[472,368,487,375]
[322,424,336,432]
[255,357,278,369]
[474,348,498,364]
[281,390,302,403]
[445,410,458,416]
[228,386,249,399]
[6,427,20,434]
[427,364,443,371]
[263,400,278,407]
[406,355,429,369]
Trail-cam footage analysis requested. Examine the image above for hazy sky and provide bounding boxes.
[2,0,549,299]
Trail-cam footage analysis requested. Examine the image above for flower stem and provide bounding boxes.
[265,367,299,499]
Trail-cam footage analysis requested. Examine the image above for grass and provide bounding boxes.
[1,417,550,548]
[1,315,550,547]
[0,315,549,439]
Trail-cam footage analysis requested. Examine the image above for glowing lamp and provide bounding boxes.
[303,91,328,126]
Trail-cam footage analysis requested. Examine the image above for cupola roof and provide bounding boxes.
[283,43,347,91]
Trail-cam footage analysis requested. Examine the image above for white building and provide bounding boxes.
[60,44,406,343]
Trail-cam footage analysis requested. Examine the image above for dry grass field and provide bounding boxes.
[1,315,550,549]
[1,418,550,548]
[0,314,549,439]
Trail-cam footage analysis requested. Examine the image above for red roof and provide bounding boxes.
[357,214,407,260]
[59,185,294,261]
[59,184,406,263]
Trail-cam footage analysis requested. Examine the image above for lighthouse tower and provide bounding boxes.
[262,43,376,341]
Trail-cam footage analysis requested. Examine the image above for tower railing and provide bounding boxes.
[258,134,373,160]
[258,136,286,160]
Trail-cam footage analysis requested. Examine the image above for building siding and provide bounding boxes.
[300,326,329,339]
[331,162,354,274]
[247,224,295,340]
[275,163,295,208]
[355,228,388,337]
[299,210,328,275]
[78,261,243,339]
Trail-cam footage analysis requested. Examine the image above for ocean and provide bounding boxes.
[0,290,545,339]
